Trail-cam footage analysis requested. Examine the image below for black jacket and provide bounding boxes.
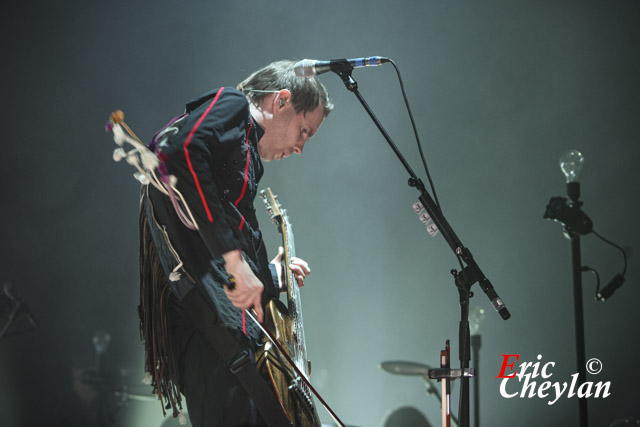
[148,86,278,301]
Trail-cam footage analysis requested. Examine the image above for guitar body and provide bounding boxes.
[256,299,321,427]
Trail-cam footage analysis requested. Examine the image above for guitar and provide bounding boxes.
[255,188,321,427]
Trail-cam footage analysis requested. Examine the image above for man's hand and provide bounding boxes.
[222,250,264,323]
[270,246,311,290]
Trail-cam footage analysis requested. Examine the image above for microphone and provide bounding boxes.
[294,56,389,78]
[3,282,38,328]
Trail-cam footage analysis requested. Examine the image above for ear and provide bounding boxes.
[272,89,292,114]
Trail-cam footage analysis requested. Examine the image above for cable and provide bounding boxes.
[388,59,441,209]
[388,59,464,268]
[581,266,601,300]
[592,229,627,276]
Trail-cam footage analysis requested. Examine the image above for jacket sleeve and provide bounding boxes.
[163,88,250,259]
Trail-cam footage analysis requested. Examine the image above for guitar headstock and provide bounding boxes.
[260,188,290,230]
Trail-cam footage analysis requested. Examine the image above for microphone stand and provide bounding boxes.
[470,335,482,427]
[333,67,511,427]
[92,331,112,427]
[0,302,19,341]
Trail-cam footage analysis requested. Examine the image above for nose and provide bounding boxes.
[293,141,305,155]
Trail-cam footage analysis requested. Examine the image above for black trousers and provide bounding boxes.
[171,300,268,427]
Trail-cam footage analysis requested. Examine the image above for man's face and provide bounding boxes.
[257,101,325,162]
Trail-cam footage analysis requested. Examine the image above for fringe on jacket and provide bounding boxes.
[139,206,184,420]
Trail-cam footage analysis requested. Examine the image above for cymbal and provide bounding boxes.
[112,390,159,402]
[379,360,432,376]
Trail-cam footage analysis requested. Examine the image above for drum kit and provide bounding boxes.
[377,306,487,427]
[379,358,459,427]
[0,283,175,425]
[0,280,478,427]
[71,329,177,427]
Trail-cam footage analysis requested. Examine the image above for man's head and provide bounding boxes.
[237,60,333,161]
[238,60,333,118]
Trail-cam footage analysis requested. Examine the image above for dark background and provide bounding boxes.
[1,1,639,426]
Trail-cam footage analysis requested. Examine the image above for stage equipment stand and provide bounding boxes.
[0,282,38,341]
[92,330,112,427]
[545,150,591,427]
[469,306,485,427]
[570,231,588,427]
[470,335,481,427]
[331,63,511,427]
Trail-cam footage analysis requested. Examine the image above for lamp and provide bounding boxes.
[544,149,590,426]
[559,150,584,201]
[544,150,592,236]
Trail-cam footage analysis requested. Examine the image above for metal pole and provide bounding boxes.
[570,233,588,427]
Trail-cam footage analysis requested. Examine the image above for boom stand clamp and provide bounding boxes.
[333,66,511,427]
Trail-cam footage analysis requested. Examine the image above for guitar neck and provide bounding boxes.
[260,186,311,377]
[280,218,310,375]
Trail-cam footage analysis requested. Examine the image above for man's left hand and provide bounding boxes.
[270,246,311,290]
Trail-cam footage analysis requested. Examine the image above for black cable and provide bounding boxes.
[581,266,601,299]
[387,59,464,269]
[592,229,627,276]
[388,59,441,209]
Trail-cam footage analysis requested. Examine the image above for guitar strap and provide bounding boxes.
[180,285,293,427]
[141,188,291,427]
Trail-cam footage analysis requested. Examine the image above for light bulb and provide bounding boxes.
[559,150,584,183]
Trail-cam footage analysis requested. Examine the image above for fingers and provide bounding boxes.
[227,290,263,323]
[288,264,306,287]
[224,278,264,310]
[225,288,264,324]
[288,257,310,287]
[252,295,264,323]
[290,257,310,275]
[225,285,262,307]
[222,255,265,323]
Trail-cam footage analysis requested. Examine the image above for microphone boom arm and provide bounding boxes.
[332,66,510,427]
[332,68,510,320]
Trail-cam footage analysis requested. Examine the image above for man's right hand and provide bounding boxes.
[222,249,264,323]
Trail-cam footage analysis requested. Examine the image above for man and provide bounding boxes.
[138,60,333,427]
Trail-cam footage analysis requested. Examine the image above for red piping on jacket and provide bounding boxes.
[242,311,246,335]
[182,87,225,223]
[234,117,253,231]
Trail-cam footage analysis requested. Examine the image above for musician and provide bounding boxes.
[139,60,333,427]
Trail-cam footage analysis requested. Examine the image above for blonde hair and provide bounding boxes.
[237,60,333,118]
